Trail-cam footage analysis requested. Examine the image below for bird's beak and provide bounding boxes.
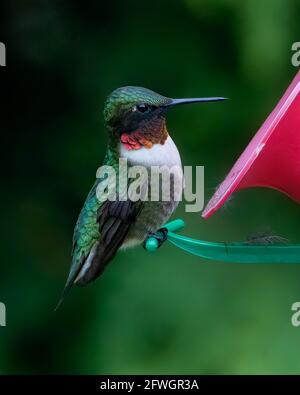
[165,97,228,107]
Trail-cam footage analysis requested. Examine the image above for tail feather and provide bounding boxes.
[54,252,86,312]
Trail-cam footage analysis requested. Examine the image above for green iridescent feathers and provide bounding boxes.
[103,86,170,126]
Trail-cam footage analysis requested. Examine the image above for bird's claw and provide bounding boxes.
[143,227,168,250]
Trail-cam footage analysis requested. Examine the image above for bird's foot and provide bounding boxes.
[143,227,168,250]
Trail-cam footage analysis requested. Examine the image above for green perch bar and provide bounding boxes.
[145,219,300,264]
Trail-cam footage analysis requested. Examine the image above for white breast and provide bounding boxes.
[119,136,183,205]
[119,135,182,169]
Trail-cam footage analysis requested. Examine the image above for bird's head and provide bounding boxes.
[104,86,226,150]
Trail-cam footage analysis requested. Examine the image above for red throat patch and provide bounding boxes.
[121,131,153,150]
[120,125,169,150]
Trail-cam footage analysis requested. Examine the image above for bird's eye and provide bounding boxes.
[134,103,149,113]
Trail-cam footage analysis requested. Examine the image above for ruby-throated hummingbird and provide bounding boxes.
[57,87,226,308]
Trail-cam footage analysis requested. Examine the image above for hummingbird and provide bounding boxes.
[57,86,226,308]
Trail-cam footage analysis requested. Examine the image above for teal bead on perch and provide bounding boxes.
[145,219,185,252]
[145,219,300,264]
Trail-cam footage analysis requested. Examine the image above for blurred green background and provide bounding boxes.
[2,0,300,374]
